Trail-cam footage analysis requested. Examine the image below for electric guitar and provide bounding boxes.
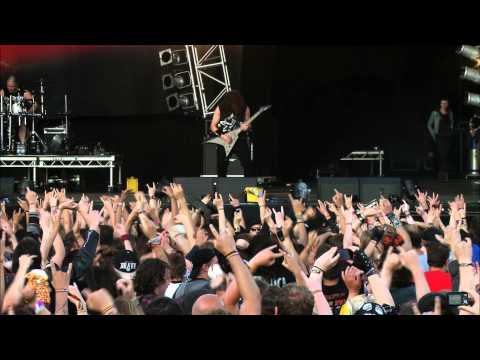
[205,105,271,157]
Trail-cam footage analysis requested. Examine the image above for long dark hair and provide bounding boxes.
[219,90,246,120]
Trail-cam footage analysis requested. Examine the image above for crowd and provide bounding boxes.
[0,182,479,316]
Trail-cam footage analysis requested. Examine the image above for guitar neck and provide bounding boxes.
[244,110,264,126]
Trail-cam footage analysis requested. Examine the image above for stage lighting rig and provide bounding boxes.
[457,45,480,65]
[465,92,480,108]
[461,66,480,84]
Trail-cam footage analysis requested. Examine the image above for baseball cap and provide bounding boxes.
[114,250,139,280]
[185,245,216,280]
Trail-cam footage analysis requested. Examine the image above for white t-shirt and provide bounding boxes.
[164,282,182,298]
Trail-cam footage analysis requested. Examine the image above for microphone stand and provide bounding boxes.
[0,95,4,152]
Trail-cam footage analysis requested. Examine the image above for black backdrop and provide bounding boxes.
[1,45,471,186]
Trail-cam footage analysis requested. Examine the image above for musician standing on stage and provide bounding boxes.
[210,90,253,177]
[427,98,454,182]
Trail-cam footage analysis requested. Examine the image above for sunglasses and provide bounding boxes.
[250,227,261,232]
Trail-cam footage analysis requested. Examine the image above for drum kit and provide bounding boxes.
[0,79,70,155]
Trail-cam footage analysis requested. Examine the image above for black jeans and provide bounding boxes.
[217,135,252,177]
[436,134,451,172]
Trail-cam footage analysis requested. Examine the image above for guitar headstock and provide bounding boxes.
[258,105,272,113]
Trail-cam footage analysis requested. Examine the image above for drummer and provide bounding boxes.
[0,75,22,98]
[1,75,38,147]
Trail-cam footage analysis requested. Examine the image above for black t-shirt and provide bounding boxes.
[218,112,241,134]
[323,280,348,315]
[254,262,296,288]
[438,112,451,136]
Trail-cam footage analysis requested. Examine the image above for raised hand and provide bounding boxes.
[415,190,428,210]
[161,185,174,198]
[51,260,72,290]
[453,237,473,264]
[25,187,38,206]
[209,224,236,256]
[344,194,353,210]
[170,183,185,201]
[67,283,88,314]
[201,193,212,205]
[17,199,29,212]
[213,192,224,210]
[399,249,421,272]
[455,194,465,210]
[114,222,128,239]
[332,189,344,208]
[85,210,103,232]
[257,190,267,208]
[228,193,241,208]
[313,247,340,272]
[317,200,330,219]
[59,198,78,211]
[86,288,116,315]
[250,245,285,268]
[341,266,363,297]
[288,193,305,218]
[18,254,37,272]
[146,182,157,198]
[382,246,402,272]
[272,206,285,229]
[400,200,410,214]
[427,192,440,208]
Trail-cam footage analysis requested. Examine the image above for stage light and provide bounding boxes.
[174,71,192,89]
[457,45,480,62]
[178,93,195,109]
[461,66,480,84]
[465,92,480,108]
[159,49,172,66]
[165,92,196,112]
[166,93,179,111]
[172,49,188,65]
[162,74,174,90]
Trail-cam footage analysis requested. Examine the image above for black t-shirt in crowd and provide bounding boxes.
[323,280,348,315]
[254,262,296,288]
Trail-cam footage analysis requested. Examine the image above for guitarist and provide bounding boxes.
[210,90,253,177]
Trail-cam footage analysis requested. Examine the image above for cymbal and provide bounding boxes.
[56,111,72,115]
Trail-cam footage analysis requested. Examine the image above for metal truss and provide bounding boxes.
[186,45,232,119]
[0,155,118,190]
[0,156,37,167]
[37,156,115,168]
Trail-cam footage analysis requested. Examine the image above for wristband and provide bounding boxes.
[459,263,474,267]
[226,252,240,260]
[55,289,68,293]
[311,266,325,274]
[311,289,323,295]
[120,234,129,242]
[224,250,238,259]
[217,207,224,211]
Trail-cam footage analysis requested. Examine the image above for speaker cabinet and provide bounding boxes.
[0,177,15,196]
[359,177,401,202]
[215,177,257,202]
[317,177,359,201]
[173,177,214,202]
